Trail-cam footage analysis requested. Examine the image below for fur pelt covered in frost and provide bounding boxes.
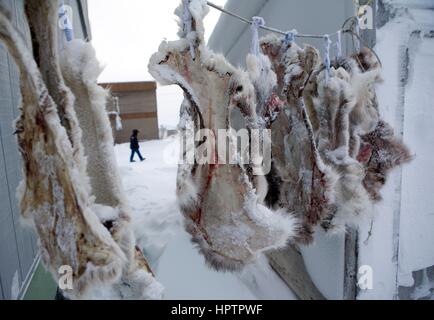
[149,0,298,271]
[0,0,163,300]
[60,39,163,300]
[148,0,411,269]
[261,34,412,239]
[260,35,339,243]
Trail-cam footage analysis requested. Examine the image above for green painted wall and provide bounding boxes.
[23,262,56,300]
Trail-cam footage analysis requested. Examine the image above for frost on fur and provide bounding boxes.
[260,35,338,243]
[303,47,411,232]
[0,6,125,297]
[0,1,162,300]
[343,49,412,202]
[303,57,372,232]
[260,35,412,238]
[330,48,411,207]
[359,121,412,201]
[25,0,89,192]
[246,53,283,128]
[60,39,136,265]
[58,34,163,300]
[149,0,298,271]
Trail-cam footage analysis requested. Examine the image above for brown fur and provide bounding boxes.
[359,121,412,201]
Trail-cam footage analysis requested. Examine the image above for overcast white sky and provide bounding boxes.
[88,0,227,128]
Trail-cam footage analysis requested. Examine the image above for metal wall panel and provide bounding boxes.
[0,101,22,300]
[0,0,91,300]
[0,274,3,299]
[5,0,36,281]
[0,0,37,300]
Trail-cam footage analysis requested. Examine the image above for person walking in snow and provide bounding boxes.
[130,129,145,162]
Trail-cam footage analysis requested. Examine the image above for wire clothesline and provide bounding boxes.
[207,1,347,40]
[205,1,382,69]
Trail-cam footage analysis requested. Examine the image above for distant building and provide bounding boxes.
[101,81,159,144]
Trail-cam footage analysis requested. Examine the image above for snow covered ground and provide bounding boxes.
[114,137,295,300]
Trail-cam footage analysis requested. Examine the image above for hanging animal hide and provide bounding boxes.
[149,0,411,264]
[305,64,373,232]
[359,120,412,201]
[60,39,163,300]
[347,48,412,201]
[263,34,411,235]
[0,0,163,299]
[260,35,339,243]
[149,0,298,271]
[245,46,283,129]
[327,48,411,203]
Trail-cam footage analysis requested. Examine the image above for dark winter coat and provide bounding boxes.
[130,135,140,150]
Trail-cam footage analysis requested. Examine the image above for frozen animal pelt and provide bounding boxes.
[60,39,163,299]
[304,64,372,232]
[246,53,283,128]
[260,35,339,243]
[0,8,125,297]
[81,247,164,300]
[359,121,412,201]
[331,48,383,158]
[25,0,89,192]
[149,0,298,271]
[60,39,127,209]
[339,48,412,201]
[176,99,200,213]
[1,0,161,299]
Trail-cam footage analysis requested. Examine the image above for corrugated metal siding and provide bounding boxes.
[0,0,90,299]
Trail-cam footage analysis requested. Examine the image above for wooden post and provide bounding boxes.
[343,228,359,299]
[266,245,326,300]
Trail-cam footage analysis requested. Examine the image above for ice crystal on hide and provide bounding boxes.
[149,0,298,271]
